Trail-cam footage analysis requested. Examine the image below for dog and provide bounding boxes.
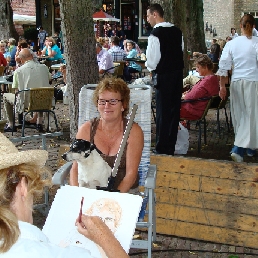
[62,139,112,189]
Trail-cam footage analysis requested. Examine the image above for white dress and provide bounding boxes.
[217,36,258,148]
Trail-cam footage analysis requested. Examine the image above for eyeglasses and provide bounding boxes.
[97,99,122,105]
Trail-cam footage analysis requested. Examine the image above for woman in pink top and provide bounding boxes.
[180,54,219,120]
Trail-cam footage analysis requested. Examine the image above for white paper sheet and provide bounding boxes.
[43,186,142,257]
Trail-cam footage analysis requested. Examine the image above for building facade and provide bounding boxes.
[203,0,258,42]
[12,0,258,42]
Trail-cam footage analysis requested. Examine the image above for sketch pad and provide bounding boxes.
[43,185,142,256]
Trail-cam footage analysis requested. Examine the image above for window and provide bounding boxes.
[142,1,151,36]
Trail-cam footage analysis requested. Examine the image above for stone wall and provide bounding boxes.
[234,0,258,35]
[203,0,234,42]
[203,0,258,42]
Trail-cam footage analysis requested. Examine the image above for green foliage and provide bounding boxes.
[24,27,38,41]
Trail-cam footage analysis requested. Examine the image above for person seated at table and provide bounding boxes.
[70,77,144,193]
[8,38,17,69]
[180,54,219,120]
[41,36,63,62]
[96,43,114,75]
[123,40,142,55]
[108,36,126,62]
[3,48,51,132]
[0,41,11,64]
[15,40,38,68]
[98,37,110,50]
[0,133,129,258]
[123,40,142,82]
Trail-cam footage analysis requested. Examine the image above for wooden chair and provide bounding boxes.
[209,87,230,137]
[181,96,216,153]
[113,61,125,79]
[0,66,5,76]
[12,87,59,136]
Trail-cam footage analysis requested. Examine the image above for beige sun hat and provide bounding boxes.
[0,133,48,170]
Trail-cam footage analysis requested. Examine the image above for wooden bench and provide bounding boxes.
[151,154,258,249]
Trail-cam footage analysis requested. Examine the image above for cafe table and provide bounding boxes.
[0,76,13,119]
[51,63,62,71]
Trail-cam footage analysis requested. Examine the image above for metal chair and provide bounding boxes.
[209,87,230,137]
[12,87,59,136]
[52,84,157,258]
[181,96,215,153]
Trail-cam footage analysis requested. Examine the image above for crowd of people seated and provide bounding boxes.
[96,35,143,82]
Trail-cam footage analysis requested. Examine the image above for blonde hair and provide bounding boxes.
[0,164,51,253]
[98,37,105,46]
[93,77,130,117]
[47,36,56,46]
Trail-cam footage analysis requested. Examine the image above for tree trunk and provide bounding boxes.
[59,0,99,138]
[149,0,206,76]
[0,0,18,40]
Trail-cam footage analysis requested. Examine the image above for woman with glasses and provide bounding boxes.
[70,77,144,193]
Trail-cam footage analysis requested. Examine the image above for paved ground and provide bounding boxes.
[3,99,258,258]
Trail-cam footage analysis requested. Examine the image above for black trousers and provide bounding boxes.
[155,70,183,155]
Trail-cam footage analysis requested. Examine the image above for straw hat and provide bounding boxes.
[0,133,48,170]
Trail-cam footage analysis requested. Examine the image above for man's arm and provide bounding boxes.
[12,72,18,89]
[145,35,161,71]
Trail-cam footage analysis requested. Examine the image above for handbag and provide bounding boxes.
[174,122,189,155]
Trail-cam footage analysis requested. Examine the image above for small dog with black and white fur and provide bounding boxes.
[62,139,111,189]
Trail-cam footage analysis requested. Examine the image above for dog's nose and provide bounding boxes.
[62,153,67,160]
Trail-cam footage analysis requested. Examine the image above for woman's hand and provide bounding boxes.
[219,86,227,100]
[76,215,128,258]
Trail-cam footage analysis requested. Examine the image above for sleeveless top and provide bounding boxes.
[90,118,139,190]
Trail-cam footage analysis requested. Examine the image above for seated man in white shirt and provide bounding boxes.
[108,36,126,62]
[3,48,51,132]
[96,43,114,75]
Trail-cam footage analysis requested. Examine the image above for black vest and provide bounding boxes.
[151,25,184,73]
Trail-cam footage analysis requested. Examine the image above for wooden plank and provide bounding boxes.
[156,203,258,233]
[156,171,258,198]
[156,218,258,249]
[151,155,258,182]
[149,155,258,248]
[155,188,258,216]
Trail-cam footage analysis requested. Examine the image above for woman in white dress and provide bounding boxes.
[218,14,258,162]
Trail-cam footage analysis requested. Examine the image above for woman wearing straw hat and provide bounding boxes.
[0,133,128,257]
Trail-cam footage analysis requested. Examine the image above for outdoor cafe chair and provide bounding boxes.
[209,87,230,137]
[12,87,59,137]
[52,84,157,258]
[113,61,125,79]
[180,96,216,153]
